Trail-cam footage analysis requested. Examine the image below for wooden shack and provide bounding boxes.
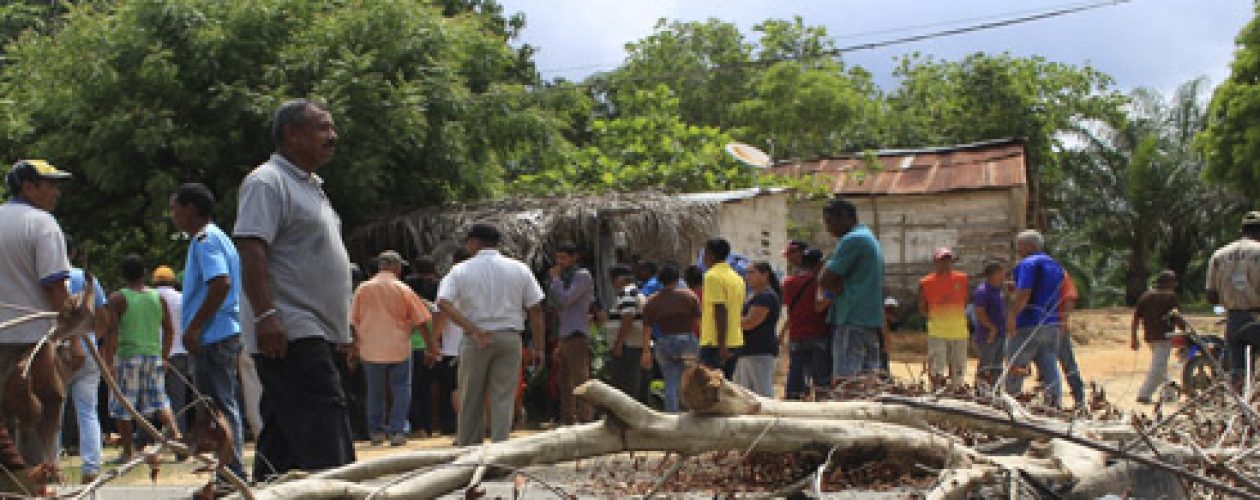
[343,188,790,306]
[772,139,1029,301]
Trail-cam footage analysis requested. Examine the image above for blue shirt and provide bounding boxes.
[971,282,1007,342]
[181,223,242,344]
[825,224,885,328]
[68,268,107,348]
[1012,252,1064,329]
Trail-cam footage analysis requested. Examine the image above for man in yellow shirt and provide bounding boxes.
[699,238,745,379]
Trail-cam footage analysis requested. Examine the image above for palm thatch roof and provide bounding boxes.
[345,192,722,272]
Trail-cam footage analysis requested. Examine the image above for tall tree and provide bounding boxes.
[509,85,750,194]
[598,18,754,127]
[886,53,1125,228]
[1057,79,1245,305]
[0,0,573,274]
[1197,2,1260,202]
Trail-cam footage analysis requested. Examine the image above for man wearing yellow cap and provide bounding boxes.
[0,160,73,479]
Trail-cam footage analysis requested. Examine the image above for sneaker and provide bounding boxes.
[370,433,385,446]
[389,433,407,447]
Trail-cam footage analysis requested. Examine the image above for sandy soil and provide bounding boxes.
[60,309,1214,489]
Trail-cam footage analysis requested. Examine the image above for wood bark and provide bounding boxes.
[241,378,1215,500]
[247,380,981,499]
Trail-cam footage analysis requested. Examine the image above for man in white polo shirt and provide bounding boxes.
[0,159,72,472]
[437,224,545,446]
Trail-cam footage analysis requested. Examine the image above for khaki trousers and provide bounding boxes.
[456,331,521,446]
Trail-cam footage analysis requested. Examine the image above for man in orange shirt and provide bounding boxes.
[1056,273,1086,407]
[918,247,969,389]
[351,250,433,446]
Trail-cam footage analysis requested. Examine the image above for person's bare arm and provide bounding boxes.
[237,237,287,358]
[741,305,770,330]
[159,296,174,362]
[184,276,229,356]
[714,303,729,357]
[103,292,127,365]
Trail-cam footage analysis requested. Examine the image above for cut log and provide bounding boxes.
[246,380,982,499]
[680,364,1137,441]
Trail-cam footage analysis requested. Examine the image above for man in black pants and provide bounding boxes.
[236,99,355,480]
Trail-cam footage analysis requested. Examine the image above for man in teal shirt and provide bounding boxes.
[819,198,885,386]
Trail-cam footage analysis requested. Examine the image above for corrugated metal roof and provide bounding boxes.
[769,139,1027,195]
[675,187,790,203]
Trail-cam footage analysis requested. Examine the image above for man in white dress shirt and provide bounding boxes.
[437,224,545,446]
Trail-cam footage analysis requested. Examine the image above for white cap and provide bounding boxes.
[884,296,899,307]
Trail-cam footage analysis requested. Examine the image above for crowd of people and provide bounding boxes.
[1,98,1258,495]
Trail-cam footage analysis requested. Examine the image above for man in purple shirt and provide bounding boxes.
[971,261,1007,386]
[548,243,594,424]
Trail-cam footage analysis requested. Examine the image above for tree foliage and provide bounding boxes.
[0,0,566,271]
[1197,2,1260,203]
[1057,79,1245,305]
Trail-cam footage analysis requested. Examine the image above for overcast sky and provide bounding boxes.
[498,0,1251,95]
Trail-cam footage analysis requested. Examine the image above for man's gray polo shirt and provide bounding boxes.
[0,199,70,343]
[234,154,352,350]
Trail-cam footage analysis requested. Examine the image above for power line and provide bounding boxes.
[831,0,1130,55]
[536,0,1130,77]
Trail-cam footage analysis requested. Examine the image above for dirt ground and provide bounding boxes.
[60,308,1212,490]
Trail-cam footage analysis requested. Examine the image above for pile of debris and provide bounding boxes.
[238,365,1260,499]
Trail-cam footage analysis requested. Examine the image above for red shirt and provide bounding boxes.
[782,272,828,340]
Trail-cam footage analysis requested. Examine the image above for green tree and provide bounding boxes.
[1057,79,1245,305]
[1197,2,1260,202]
[886,53,1125,228]
[509,86,752,194]
[597,18,753,127]
[0,0,573,276]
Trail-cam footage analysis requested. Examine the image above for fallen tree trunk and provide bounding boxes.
[242,378,1234,499]
[246,381,981,499]
[679,364,1136,441]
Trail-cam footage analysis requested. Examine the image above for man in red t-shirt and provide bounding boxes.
[781,249,832,399]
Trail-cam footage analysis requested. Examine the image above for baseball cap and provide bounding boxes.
[1243,211,1260,227]
[152,265,176,284]
[781,240,808,256]
[6,159,70,193]
[800,248,823,267]
[932,247,956,261]
[466,223,501,245]
[377,250,404,264]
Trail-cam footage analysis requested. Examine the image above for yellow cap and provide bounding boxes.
[152,265,177,284]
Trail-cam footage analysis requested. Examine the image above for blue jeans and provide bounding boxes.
[67,354,102,476]
[195,336,246,480]
[1056,332,1085,403]
[655,334,698,412]
[786,338,830,399]
[832,325,880,379]
[1005,326,1062,407]
[364,357,412,436]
